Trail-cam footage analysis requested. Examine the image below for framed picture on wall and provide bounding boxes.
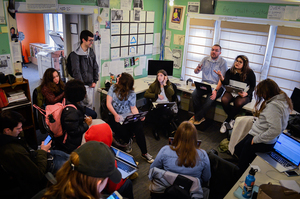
[171,6,183,24]
[70,23,78,35]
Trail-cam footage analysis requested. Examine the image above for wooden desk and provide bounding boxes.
[224,156,300,198]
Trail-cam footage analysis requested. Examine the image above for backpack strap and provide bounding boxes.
[33,104,46,116]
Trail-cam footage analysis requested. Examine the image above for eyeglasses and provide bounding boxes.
[235,60,243,64]
[88,39,94,42]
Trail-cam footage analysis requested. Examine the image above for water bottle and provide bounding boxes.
[242,167,257,198]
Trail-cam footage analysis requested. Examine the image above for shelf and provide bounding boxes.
[1,100,31,111]
[0,80,28,89]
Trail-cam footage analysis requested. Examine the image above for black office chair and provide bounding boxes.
[207,150,240,199]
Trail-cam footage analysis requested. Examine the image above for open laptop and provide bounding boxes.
[111,146,138,179]
[152,102,175,109]
[256,133,300,172]
[194,81,212,93]
[225,85,244,93]
[120,111,148,125]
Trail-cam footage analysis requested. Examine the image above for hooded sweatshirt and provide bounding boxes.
[69,45,99,86]
[249,93,290,144]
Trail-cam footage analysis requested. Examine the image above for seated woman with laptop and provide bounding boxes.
[144,69,175,140]
[106,72,154,163]
[214,55,256,133]
[234,79,293,173]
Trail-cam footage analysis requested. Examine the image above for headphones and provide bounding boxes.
[186,78,193,85]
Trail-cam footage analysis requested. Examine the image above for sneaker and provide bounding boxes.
[125,139,132,153]
[189,116,195,124]
[229,119,235,129]
[194,117,205,125]
[142,153,154,163]
[220,122,227,133]
[129,172,139,180]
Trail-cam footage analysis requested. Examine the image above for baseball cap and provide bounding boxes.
[72,141,121,184]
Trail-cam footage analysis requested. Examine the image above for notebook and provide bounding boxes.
[194,81,212,93]
[256,133,300,172]
[111,146,138,179]
[120,111,148,125]
[152,102,175,109]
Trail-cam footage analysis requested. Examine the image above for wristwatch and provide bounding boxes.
[214,89,218,92]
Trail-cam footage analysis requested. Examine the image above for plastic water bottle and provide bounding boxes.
[242,167,257,198]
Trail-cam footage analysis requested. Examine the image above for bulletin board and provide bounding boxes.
[110,10,155,59]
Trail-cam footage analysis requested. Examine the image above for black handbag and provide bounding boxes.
[164,175,193,199]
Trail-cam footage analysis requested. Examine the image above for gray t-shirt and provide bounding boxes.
[107,84,136,115]
[200,56,228,84]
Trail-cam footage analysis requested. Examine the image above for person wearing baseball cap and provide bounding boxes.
[41,141,122,199]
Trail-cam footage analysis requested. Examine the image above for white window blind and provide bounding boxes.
[185,18,215,82]
[220,22,269,84]
[268,26,300,97]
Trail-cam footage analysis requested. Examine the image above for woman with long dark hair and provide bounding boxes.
[106,73,153,163]
[41,68,65,105]
[40,68,97,119]
[150,121,210,184]
[235,78,293,173]
[215,55,256,133]
[144,69,175,140]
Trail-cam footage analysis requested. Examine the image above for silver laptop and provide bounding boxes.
[111,146,138,179]
[256,133,300,172]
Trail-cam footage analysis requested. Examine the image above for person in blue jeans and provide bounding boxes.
[0,110,69,198]
[190,44,228,125]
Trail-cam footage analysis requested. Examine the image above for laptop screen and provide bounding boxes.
[274,133,300,166]
[111,147,137,167]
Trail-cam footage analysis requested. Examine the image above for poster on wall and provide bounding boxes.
[0,55,12,75]
[187,2,200,13]
[97,0,109,8]
[169,5,186,31]
[172,49,182,69]
[0,0,5,24]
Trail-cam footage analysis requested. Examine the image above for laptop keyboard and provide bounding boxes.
[269,152,293,167]
[117,160,135,173]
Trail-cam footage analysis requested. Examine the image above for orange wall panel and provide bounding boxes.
[16,13,45,62]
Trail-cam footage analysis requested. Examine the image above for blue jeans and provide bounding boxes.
[49,150,70,175]
[192,87,224,121]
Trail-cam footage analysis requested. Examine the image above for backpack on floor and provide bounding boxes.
[33,98,77,138]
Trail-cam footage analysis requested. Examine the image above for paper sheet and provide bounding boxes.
[100,29,111,44]
[172,49,182,69]
[0,54,12,74]
[26,0,58,10]
[101,61,110,77]
[165,30,171,46]
[111,23,120,35]
[154,33,161,47]
[147,11,155,22]
[121,0,132,10]
[145,44,152,55]
[140,56,147,69]
[284,6,300,20]
[99,8,109,25]
[11,42,22,62]
[111,48,120,59]
[110,60,124,75]
[134,65,143,76]
[0,0,5,24]
[173,34,185,45]
[187,2,200,13]
[1,26,8,33]
[267,6,285,20]
[101,43,110,60]
[152,46,160,55]
[121,23,129,34]
[164,47,173,60]
[125,67,133,76]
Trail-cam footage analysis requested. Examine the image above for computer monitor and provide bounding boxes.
[49,32,64,49]
[148,60,174,77]
[291,87,300,113]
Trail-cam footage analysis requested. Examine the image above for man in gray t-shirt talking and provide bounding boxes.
[189,44,228,125]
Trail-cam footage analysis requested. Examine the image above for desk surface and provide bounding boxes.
[134,77,256,112]
[224,156,300,198]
